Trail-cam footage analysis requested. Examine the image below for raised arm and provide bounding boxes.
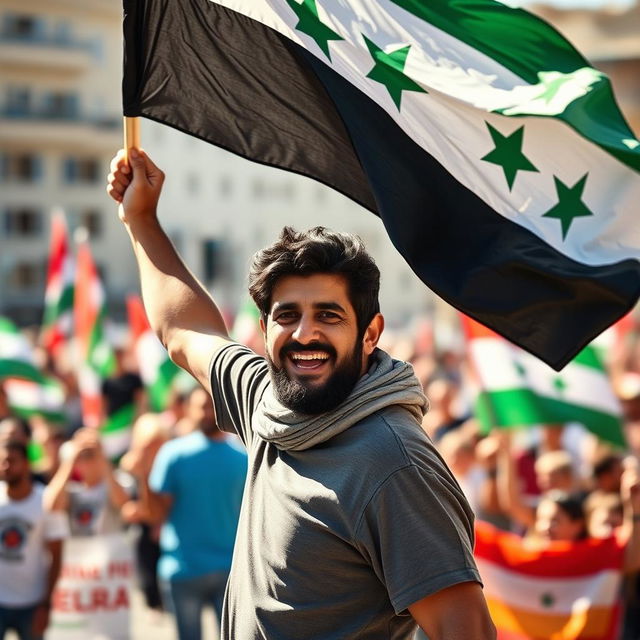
[496,432,536,530]
[107,148,231,391]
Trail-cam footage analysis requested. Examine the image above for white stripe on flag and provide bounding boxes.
[211,0,640,266]
[470,337,620,415]
[136,331,166,386]
[4,379,64,413]
[101,430,132,459]
[0,332,35,363]
[476,558,621,614]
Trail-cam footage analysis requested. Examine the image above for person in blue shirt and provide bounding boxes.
[138,387,247,640]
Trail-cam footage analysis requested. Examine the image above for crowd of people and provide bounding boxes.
[0,147,639,639]
[2,300,639,639]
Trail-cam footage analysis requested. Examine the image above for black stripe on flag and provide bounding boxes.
[122,0,640,370]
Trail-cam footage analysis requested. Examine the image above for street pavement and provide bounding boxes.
[131,588,219,640]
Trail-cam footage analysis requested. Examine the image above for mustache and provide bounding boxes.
[279,341,337,360]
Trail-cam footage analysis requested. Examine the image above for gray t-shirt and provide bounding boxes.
[211,343,480,640]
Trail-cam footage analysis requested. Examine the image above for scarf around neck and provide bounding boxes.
[254,349,428,451]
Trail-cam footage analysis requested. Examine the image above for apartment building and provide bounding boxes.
[1,0,638,334]
[0,0,133,325]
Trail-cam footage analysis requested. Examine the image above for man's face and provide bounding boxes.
[188,388,218,434]
[0,447,29,486]
[262,274,373,415]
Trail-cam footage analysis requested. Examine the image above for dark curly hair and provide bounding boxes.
[248,227,380,337]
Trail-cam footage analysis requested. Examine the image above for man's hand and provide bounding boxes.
[70,427,101,458]
[107,148,164,226]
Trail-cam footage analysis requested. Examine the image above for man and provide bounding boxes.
[107,148,495,639]
[0,442,68,640]
[43,427,129,536]
[133,387,247,640]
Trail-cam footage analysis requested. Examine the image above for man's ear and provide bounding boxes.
[259,315,267,337]
[362,313,384,358]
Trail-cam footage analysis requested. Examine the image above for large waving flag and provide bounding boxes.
[41,210,75,359]
[461,315,625,447]
[0,316,65,422]
[127,294,180,411]
[475,520,624,640]
[122,0,640,370]
[74,237,115,429]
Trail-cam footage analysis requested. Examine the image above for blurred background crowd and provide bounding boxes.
[1,287,640,638]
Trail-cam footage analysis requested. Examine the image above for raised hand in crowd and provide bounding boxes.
[43,427,128,515]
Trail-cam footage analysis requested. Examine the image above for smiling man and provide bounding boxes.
[107,149,495,640]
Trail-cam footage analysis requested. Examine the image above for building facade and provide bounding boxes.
[0,1,638,333]
[0,0,132,325]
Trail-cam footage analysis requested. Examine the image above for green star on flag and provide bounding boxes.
[481,123,539,191]
[286,0,343,61]
[540,592,556,608]
[542,174,594,240]
[552,377,567,394]
[363,36,426,109]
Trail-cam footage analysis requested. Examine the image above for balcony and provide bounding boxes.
[0,108,122,152]
[0,32,93,73]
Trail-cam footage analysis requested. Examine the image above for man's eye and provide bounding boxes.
[319,311,340,320]
[275,312,297,322]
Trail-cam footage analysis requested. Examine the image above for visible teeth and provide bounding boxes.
[291,353,329,360]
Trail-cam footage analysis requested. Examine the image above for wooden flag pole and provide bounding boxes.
[123,116,140,162]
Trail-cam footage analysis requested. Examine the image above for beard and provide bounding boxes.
[266,340,364,415]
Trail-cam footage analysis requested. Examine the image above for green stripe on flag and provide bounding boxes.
[101,403,136,436]
[87,317,115,378]
[392,0,588,81]
[0,361,47,384]
[149,357,180,412]
[43,286,74,327]
[0,317,18,334]
[571,345,605,371]
[11,404,65,423]
[390,0,639,171]
[475,388,625,447]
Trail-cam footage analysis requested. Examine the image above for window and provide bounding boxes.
[63,157,100,184]
[251,178,295,201]
[2,14,44,41]
[202,239,222,281]
[42,92,78,119]
[3,207,42,237]
[7,262,42,290]
[4,86,31,117]
[70,208,102,238]
[52,20,71,45]
[0,153,42,182]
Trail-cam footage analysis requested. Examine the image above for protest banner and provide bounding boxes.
[48,532,133,640]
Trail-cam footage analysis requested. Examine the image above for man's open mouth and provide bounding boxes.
[288,351,331,370]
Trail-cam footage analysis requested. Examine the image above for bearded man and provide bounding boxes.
[107,149,495,640]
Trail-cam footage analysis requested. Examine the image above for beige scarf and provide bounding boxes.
[254,349,428,451]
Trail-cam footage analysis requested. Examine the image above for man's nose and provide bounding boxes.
[292,316,319,344]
